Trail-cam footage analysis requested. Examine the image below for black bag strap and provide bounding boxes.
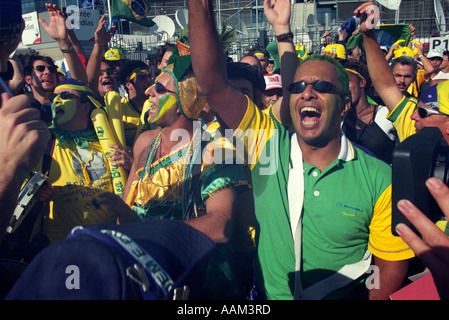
[42,134,56,175]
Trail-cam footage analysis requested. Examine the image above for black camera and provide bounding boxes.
[29,97,53,124]
[391,127,449,236]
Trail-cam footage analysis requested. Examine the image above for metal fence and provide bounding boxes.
[106,0,447,63]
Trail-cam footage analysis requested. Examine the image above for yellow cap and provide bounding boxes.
[104,48,124,61]
[393,46,415,59]
[323,44,346,60]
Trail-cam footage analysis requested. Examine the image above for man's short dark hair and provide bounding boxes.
[155,43,175,65]
[301,55,350,99]
[226,62,266,92]
[23,55,56,76]
[390,56,418,76]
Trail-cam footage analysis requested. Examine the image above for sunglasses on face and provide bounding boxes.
[155,82,176,95]
[100,68,115,76]
[416,105,448,118]
[287,80,343,96]
[49,91,80,102]
[34,65,57,73]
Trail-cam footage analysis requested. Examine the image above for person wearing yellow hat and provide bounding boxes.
[104,47,127,97]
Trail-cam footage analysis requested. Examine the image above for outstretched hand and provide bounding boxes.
[354,1,380,34]
[395,177,449,300]
[38,3,69,43]
[263,0,291,30]
[95,15,117,47]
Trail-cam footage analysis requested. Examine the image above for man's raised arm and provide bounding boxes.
[264,0,298,126]
[356,1,404,112]
[189,0,247,130]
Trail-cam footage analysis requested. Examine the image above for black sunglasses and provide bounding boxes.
[155,82,176,95]
[49,91,80,102]
[34,65,57,73]
[287,80,343,96]
[417,105,448,118]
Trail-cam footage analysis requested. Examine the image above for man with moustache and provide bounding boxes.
[360,1,449,144]
[189,0,413,300]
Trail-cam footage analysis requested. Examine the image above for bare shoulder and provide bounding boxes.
[133,128,160,168]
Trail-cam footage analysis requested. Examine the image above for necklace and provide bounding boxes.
[355,104,374,116]
[74,148,94,185]
[138,128,198,217]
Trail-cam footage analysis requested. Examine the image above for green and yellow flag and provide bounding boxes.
[110,0,154,27]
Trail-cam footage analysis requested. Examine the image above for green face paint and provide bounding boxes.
[150,94,177,124]
[51,96,77,126]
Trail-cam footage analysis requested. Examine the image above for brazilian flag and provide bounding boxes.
[346,24,411,50]
[110,0,155,27]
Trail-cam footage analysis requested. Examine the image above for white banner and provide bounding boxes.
[22,12,41,45]
[70,8,100,41]
[430,36,449,51]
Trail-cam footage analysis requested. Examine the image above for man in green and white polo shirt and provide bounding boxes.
[189,0,414,300]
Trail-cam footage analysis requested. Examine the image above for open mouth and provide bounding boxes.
[148,101,158,114]
[54,106,65,118]
[300,106,321,125]
[101,80,113,87]
[41,78,53,86]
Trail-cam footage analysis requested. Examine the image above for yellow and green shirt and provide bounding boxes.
[387,96,418,142]
[236,97,414,300]
[37,135,115,243]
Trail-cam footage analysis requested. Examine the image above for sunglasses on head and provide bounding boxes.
[417,105,449,118]
[34,65,57,73]
[287,80,343,96]
[155,82,176,95]
[49,91,80,102]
